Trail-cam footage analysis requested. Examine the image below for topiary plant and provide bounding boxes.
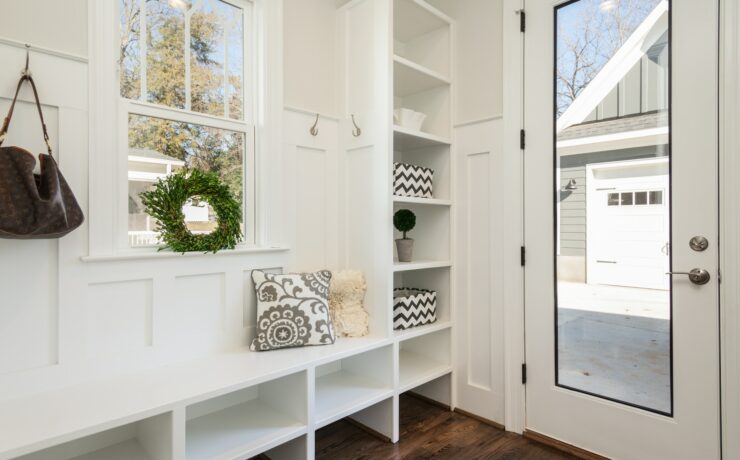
[393,209,416,239]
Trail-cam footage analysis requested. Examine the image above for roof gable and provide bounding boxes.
[556,1,669,134]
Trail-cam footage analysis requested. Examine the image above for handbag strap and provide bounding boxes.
[0,74,52,156]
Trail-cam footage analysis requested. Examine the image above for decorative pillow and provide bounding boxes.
[250,270,336,351]
[329,270,369,337]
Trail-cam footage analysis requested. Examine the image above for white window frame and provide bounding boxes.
[118,0,256,251]
[89,0,283,257]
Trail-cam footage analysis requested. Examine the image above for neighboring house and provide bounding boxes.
[127,148,186,247]
[556,1,669,290]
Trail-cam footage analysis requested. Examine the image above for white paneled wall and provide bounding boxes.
[454,118,506,424]
[0,42,86,387]
[283,0,339,116]
[0,39,298,401]
[0,0,88,58]
[427,0,503,124]
[283,108,340,272]
[0,0,350,406]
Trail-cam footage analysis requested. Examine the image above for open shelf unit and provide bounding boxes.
[15,413,173,460]
[314,345,394,428]
[389,0,455,442]
[399,328,452,392]
[394,125,451,150]
[394,55,450,97]
[392,1,452,140]
[393,259,452,272]
[393,196,452,206]
[2,340,401,460]
[185,372,307,460]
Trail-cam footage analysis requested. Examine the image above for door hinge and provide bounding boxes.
[520,129,526,150]
[518,10,526,33]
[520,246,526,266]
[522,363,527,384]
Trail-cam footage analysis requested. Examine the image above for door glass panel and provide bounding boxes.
[555,0,671,414]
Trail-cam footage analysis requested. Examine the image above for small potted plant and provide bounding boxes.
[394,209,416,262]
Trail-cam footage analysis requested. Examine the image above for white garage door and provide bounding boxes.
[586,158,670,290]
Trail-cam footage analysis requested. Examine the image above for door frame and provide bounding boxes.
[501,0,526,435]
[502,0,734,454]
[720,0,740,458]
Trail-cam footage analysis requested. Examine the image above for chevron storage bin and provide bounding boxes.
[393,288,437,330]
[394,162,434,198]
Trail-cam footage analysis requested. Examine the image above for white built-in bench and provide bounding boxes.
[0,322,452,460]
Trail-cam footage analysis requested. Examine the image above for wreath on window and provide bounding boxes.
[140,168,243,253]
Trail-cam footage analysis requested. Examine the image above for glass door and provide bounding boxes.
[524,1,720,458]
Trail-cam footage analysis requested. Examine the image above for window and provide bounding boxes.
[119,0,254,248]
[607,190,665,207]
[650,190,663,205]
[634,191,648,205]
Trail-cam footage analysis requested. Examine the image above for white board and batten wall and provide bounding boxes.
[427,0,513,429]
[0,0,293,401]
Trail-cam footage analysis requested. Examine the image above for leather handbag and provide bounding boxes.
[0,74,83,239]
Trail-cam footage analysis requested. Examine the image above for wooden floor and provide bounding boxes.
[315,394,577,459]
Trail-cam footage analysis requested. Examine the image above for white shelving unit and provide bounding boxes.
[390,0,455,432]
[15,413,174,460]
[393,125,451,150]
[393,320,452,341]
[398,328,452,393]
[186,400,305,460]
[393,196,452,206]
[185,372,307,460]
[393,259,452,272]
[393,55,450,97]
[314,346,394,428]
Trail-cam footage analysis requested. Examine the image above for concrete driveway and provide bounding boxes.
[557,282,671,413]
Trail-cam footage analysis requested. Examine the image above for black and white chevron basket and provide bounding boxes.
[393,288,437,330]
[393,162,433,198]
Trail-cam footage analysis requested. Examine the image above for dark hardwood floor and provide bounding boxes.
[315,394,577,459]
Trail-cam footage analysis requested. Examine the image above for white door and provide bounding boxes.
[586,159,670,290]
[524,0,720,458]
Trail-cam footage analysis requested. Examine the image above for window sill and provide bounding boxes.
[80,246,290,263]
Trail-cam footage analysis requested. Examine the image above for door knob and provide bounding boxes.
[666,268,711,285]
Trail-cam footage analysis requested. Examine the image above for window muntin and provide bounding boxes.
[120,0,245,119]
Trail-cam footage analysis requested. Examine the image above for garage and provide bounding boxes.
[586,158,670,290]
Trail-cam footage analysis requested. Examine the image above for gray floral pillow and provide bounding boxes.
[250,270,336,351]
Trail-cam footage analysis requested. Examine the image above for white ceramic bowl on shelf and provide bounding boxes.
[394,108,427,132]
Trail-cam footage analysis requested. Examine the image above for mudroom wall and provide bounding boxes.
[427,0,511,425]
[282,0,341,273]
[0,0,295,401]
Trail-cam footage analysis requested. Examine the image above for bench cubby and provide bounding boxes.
[185,371,307,460]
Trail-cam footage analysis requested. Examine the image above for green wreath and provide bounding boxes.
[140,168,243,253]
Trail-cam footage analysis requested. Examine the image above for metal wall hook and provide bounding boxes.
[310,113,319,136]
[351,114,362,137]
[22,44,31,78]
